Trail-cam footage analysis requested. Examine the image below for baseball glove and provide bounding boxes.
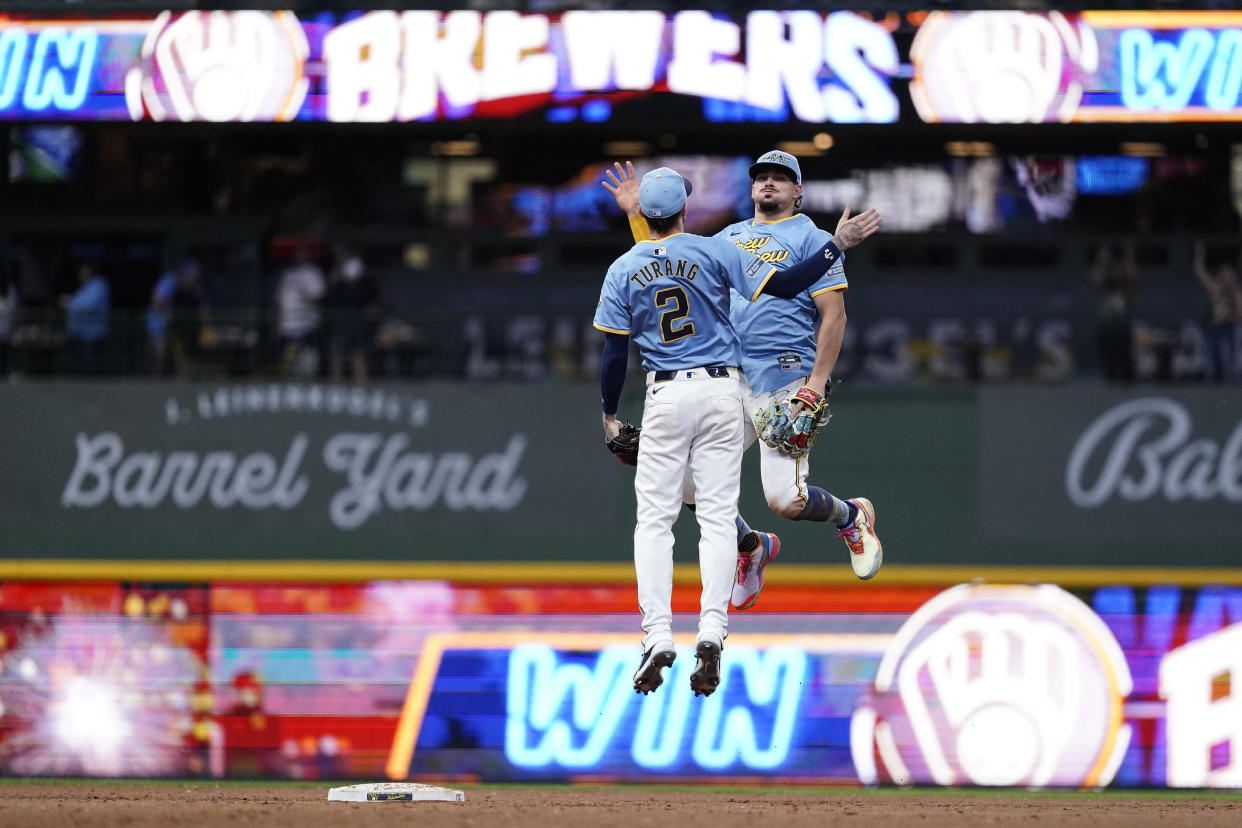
[757,384,833,457]
[606,422,641,466]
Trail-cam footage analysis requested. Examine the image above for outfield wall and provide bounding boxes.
[1,382,1239,568]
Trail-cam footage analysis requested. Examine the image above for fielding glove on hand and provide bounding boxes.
[756,399,791,451]
[761,384,832,457]
[606,422,641,466]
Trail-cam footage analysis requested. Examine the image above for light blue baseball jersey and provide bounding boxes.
[593,233,777,371]
[717,214,847,395]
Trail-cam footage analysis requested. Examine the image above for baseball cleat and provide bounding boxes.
[689,640,722,697]
[632,645,676,695]
[840,497,882,580]
[731,531,780,611]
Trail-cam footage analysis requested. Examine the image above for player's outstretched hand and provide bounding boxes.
[833,206,882,249]
[602,161,641,217]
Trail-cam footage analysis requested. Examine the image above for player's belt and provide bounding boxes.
[652,366,731,382]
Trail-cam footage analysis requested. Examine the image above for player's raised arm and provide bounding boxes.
[748,206,882,300]
[603,161,640,216]
[603,160,651,243]
[831,205,882,251]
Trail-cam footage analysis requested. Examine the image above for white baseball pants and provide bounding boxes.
[633,367,744,651]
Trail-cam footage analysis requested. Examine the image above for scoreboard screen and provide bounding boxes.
[1,10,1241,124]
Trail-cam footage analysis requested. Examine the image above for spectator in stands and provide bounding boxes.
[1089,241,1138,383]
[62,260,110,375]
[0,270,15,375]
[276,241,325,377]
[1193,241,1242,383]
[168,260,209,376]
[324,249,381,383]
[147,262,180,374]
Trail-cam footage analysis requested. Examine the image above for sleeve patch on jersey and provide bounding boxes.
[744,255,766,279]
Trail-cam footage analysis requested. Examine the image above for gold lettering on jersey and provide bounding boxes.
[733,236,789,264]
[734,236,771,253]
[629,259,698,287]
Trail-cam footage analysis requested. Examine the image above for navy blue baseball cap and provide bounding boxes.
[639,167,694,219]
[749,150,801,184]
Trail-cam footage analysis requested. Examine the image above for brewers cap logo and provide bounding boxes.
[851,583,1132,788]
[750,151,802,184]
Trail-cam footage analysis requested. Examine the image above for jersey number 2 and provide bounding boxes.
[655,287,695,343]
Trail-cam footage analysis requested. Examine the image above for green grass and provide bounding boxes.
[2,778,1240,799]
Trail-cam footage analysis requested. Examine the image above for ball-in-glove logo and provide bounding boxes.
[851,583,1131,788]
[125,11,309,122]
[910,12,1098,123]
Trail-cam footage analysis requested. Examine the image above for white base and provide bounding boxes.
[327,782,465,803]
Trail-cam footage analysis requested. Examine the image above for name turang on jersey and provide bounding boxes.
[593,233,778,372]
[628,255,700,286]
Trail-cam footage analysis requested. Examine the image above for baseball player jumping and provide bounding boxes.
[594,166,881,697]
[604,153,883,614]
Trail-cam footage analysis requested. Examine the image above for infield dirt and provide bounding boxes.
[4,783,1242,828]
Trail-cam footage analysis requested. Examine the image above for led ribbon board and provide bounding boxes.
[3,10,1241,123]
[1,581,1239,785]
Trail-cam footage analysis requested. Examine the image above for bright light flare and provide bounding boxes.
[51,677,132,759]
[0,615,199,777]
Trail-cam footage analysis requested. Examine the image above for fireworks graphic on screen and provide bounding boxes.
[0,614,199,776]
